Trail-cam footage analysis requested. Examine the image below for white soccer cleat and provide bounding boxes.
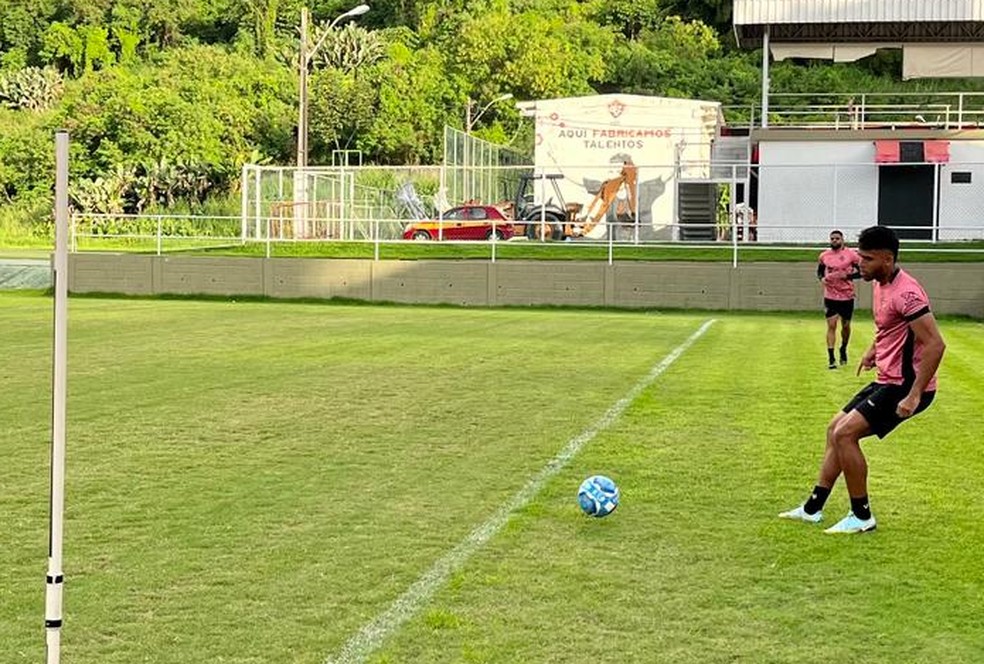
[824,511,877,534]
[778,504,823,524]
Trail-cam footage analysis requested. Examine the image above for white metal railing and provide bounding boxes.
[69,212,984,269]
[70,213,243,255]
[724,91,984,131]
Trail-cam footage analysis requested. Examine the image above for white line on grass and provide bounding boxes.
[326,318,717,664]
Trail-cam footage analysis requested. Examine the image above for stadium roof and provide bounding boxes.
[734,1,984,26]
[733,1,984,46]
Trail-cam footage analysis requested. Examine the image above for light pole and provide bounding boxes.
[463,93,513,201]
[465,93,514,134]
[295,4,368,238]
[297,3,370,170]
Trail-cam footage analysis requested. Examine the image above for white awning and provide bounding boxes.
[903,44,984,79]
[771,43,888,62]
[769,41,984,79]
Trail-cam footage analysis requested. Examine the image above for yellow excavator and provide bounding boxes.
[564,161,638,239]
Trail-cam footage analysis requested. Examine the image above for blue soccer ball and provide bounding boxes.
[577,475,620,517]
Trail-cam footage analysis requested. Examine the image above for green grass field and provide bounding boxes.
[2,293,982,663]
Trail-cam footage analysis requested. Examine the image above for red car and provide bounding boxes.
[403,204,515,241]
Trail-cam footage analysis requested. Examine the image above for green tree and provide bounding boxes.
[307,67,378,158]
[108,4,142,63]
[660,0,732,33]
[0,107,53,203]
[589,0,663,39]
[57,0,112,25]
[55,44,295,186]
[240,0,280,57]
[358,42,464,164]
[310,22,385,72]
[0,0,61,68]
[80,24,115,71]
[449,7,614,101]
[40,22,85,75]
[604,16,759,103]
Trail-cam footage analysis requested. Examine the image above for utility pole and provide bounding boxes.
[297,4,370,170]
[294,4,369,236]
[298,7,309,169]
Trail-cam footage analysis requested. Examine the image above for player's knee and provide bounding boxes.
[831,421,859,448]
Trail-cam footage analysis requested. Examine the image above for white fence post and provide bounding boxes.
[253,167,262,240]
[240,164,249,243]
[731,170,738,268]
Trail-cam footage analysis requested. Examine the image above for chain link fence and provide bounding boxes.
[240,164,446,242]
[442,126,528,205]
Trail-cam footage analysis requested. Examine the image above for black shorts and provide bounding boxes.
[824,298,855,320]
[843,382,936,439]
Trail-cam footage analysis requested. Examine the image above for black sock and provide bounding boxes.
[850,495,872,520]
[839,344,848,360]
[803,485,831,514]
[827,348,835,364]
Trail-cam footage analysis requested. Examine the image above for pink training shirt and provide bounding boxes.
[873,268,937,391]
[818,247,860,300]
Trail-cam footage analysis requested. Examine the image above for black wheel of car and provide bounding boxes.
[411,230,431,241]
[486,229,505,241]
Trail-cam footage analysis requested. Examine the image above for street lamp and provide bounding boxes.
[465,93,514,134]
[297,3,370,169]
[294,4,368,238]
[463,93,513,201]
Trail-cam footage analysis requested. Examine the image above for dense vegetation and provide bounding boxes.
[0,0,978,240]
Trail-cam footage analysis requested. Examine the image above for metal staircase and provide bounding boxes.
[677,183,717,241]
[676,136,751,241]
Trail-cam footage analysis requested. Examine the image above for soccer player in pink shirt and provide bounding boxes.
[817,230,861,369]
[780,225,946,534]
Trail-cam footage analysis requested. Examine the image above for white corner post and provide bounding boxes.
[46,130,70,664]
[761,27,770,128]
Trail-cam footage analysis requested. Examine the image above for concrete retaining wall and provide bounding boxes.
[67,254,984,317]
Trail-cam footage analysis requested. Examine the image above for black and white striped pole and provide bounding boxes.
[46,130,70,664]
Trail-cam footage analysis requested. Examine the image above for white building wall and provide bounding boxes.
[527,94,720,239]
[757,142,878,243]
[939,142,984,240]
